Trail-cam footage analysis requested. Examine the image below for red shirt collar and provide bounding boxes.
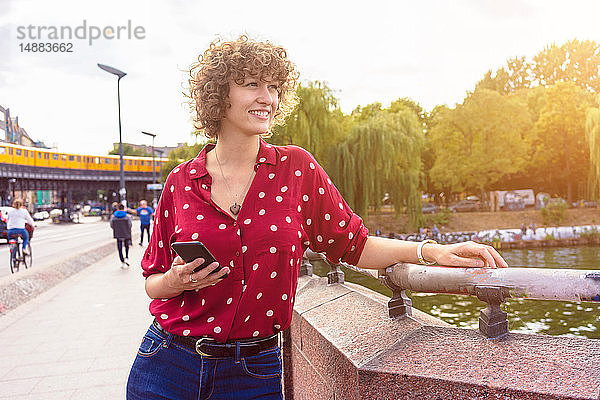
[189,138,277,179]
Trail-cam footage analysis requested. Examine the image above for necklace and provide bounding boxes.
[214,150,256,216]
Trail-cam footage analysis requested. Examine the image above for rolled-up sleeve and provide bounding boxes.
[141,173,176,278]
[299,150,368,265]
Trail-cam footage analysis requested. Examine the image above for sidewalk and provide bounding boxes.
[0,242,152,399]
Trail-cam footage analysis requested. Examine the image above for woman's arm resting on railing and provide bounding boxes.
[355,237,508,270]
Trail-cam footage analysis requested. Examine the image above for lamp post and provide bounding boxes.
[142,131,157,208]
[98,63,127,206]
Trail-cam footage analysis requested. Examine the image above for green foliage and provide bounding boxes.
[579,226,600,239]
[108,144,152,156]
[421,208,452,228]
[540,199,568,226]
[586,99,600,200]
[428,89,532,194]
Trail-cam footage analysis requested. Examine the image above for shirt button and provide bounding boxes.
[233,222,237,226]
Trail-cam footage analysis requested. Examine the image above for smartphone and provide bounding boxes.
[170,241,226,277]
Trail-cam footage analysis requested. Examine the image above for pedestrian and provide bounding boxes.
[521,223,527,236]
[7,199,34,255]
[129,199,154,246]
[126,35,509,399]
[530,222,537,235]
[110,203,132,269]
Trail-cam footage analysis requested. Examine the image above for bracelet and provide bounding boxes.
[417,239,437,265]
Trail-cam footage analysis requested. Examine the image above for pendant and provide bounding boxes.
[230,203,241,215]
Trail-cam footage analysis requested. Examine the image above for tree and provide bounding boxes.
[428,89,532,197]
[531,82,594,202]
[328,110,424,228]
[585,98,600,200]
[108,143,152,157]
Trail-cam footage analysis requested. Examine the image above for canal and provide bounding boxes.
[312,245,600,339]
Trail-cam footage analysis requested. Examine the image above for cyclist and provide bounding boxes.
[7,199,34,256]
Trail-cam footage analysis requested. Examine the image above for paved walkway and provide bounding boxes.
[0,243,152,399]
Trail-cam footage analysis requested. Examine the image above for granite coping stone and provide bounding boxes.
[290,275,600,400]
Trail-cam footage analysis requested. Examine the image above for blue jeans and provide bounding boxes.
[126,323,283,399]
[8,228,29,250]
[140,224,150,244]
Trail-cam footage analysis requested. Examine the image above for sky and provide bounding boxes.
[1,0,599,154]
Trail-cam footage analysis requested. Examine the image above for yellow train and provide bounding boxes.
[0,142,167,173]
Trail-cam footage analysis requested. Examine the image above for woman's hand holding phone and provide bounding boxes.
[165,256,230,292]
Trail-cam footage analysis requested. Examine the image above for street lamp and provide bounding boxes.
[98,63,127,206]
[142,131,157,208]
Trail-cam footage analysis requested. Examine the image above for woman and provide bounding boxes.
[126,36,508,400]
[7,199,34,255]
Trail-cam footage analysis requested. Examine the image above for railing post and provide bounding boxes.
[380,267,412,318]
[299,254,313,277]
[327,262,344,284]
[475,286,509,339]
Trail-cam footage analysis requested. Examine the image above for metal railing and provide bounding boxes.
[302,250,600,338]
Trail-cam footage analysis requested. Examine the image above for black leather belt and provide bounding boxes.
[152,319,278,358]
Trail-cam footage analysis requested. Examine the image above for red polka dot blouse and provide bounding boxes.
[141,139,369,341]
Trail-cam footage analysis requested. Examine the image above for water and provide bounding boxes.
[311,246,600,339]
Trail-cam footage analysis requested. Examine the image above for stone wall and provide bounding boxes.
[285,275,600,400]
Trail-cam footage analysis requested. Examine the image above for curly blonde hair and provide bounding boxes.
[188,35,300,139]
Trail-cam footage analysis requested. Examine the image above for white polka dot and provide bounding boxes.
[190,168,196,174]
[290,259,294,266]
[295,170,301,176]
[306,219,312,225]
[268,173,275,179]
[280,186,288,192]
[309,162,315,169]
[259,157,266,162]
[281,156,288,161]
[325,213,330,220]
[174,167,180,173]
[170,185,174,192]
[297,205,301,212]
[182,315,189,321]
[274,324,281,329]
[253,263,259,271]
[285,216,292,223]
[202,184,208,190]
[292,245,296,252]
[242,285,247,292]
[327,178,332,185]
[227,297,233,304]
[339,220,346,227]
[207,317,215,323]
[270,225,278,231]
[185,186,191,191]
[270,247,276,254]
[214,326,221,333]
[258,192,265,198]
[160,314,168,320]
[245,315,250,322]
[304,241,310,246]
[174,207,177,215]
[244,218,252,224]
[303,195,309,202]
[276,196,283,202]
[266,144,272,148]
[164,210,169,218]
[197,214,204,220]
[237,229,240,236]
[351,246,355,251]
[328,239,335,244]
[282,294,288,300]
[349,232,354,240]
[219,224,227,230]
[183,203,190,209]
[180,300,185,307]
[175,226,182,233]
[242,246,247,253]
[191,233,199,240]
[158,240,163,248]
[266,310,274,317]
[317,235,323,242]
[339,202,344,210]
[271,271,277,278]
[202,299,205,306]
[259,209,266,216]
[253,331,260,337]
[230,260,234,268]
[298,231,302,238]
[257,292,263,299]
[183,329,190,336]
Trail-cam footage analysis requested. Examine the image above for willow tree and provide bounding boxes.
[328,110,424,228]
[586,99,600,200]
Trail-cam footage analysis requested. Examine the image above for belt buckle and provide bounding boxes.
[195,337,213,357]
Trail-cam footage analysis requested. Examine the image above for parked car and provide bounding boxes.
[0,206,14,242]
[421,203,440,214]
[448,200,481,213]
[89,206,104,216]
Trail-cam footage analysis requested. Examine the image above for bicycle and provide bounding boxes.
[9,233,32,273]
